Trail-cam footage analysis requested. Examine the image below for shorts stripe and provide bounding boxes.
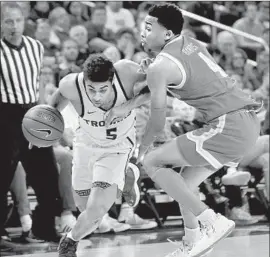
[186,115,226,169]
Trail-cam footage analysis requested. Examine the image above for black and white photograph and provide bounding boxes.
[0,1,269,257]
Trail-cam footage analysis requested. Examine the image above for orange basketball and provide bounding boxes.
[22,105,65,147]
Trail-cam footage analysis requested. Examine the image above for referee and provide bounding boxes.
[0,2,61,244]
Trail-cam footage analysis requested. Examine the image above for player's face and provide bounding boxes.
[141,15,167,52]
[85,80,114,108]
[1,7,25,42]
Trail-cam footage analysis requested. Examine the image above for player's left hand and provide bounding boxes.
[104,106,130,127]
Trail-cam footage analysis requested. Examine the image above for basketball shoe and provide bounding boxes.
[123,163,140,207]
[165,210,234,257]
[58,234,78,257]
[95,214,131,233]
[118,203,158,230]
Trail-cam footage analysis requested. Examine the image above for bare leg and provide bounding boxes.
[179,166,216,231]
[70,184,118,241]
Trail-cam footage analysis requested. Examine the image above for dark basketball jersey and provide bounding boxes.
[158,36,261,122]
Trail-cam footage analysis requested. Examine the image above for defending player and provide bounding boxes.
[137,3,261,257]
[49,54,149,257]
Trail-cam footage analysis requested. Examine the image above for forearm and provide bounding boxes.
[49,89,69,112]
[121,92,150,112]
[141,108,167,147]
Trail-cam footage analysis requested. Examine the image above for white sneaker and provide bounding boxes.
[58,214,77,235]
[190,214,235,257]
[118,203,158,230]
[166,235,213,257]
[95,214,131,233]
[123,163,140,207]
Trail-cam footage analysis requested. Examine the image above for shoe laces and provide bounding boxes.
[59,237,78,254]
[166,238,192,256]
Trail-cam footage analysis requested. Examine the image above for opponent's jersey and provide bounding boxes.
[159,36,261,122]
[75,72,136,146]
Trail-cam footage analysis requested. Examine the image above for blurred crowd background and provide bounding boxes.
[2,1,269,246]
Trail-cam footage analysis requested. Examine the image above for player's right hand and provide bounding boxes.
[138,58,153,74]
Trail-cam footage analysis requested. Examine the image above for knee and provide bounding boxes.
[85,199,108,218]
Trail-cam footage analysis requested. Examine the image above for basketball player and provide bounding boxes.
[136,3,261,257]
[48,54,149,256]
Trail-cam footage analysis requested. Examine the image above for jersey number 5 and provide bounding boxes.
[198,52,227,78]
[106,127,117,140]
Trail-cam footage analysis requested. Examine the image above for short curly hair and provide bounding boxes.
[148,3,184,35]
[83,54,115,83]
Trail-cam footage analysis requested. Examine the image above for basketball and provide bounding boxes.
[22,105,65,147]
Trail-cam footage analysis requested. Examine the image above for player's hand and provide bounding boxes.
[138,58,154,74]
[104,106,130,127]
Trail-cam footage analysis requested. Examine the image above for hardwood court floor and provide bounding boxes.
[2,224,269,257]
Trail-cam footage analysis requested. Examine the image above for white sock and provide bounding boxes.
[197,209,217,225]
[67,231,77,241]
[20,215,32,232]
[184,227,201,243]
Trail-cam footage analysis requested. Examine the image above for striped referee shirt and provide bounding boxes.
[0,35,44,104]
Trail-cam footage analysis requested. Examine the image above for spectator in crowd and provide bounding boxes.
[105,1,136,34]
[84,3,115,53]
[257,1,270,29]
[115,28,137,60]
[58,38,81,80]
[0,3,62,250]
[219,1,244,26]
[66,2,86,27]
[35,19,58,57]
[207,45,222,64]
[232,2,265,60]
[103,46,121,64]
[69,25,91,67]
[226,48,254,90]
[216,31,237,70]
[5,163,45,243]
[48,7,71,49]
[17,2,36,38]
[250,51,269,104]
[184,2,215,43]
[29,1,51,21]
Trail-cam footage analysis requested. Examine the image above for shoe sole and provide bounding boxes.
[125,164,140,208]
[192,221,235,257]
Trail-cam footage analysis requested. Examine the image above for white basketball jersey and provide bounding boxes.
[75,72,136,146]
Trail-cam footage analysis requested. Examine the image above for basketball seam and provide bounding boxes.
[22,124,59,142]
[36,106,64,124]
[23,117,63,133]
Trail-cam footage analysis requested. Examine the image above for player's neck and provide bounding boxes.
[162,34,181,50]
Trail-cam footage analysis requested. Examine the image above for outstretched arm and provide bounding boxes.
[138,62,168,159]
[105,86,150,126]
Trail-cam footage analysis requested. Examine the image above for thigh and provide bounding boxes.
[144,138,191,168]
[178,110,260,170]
[93,149,133,192]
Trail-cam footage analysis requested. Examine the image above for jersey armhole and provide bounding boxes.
[158,52,188,89]
[75,74,85,117]
[115,69,129,100]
